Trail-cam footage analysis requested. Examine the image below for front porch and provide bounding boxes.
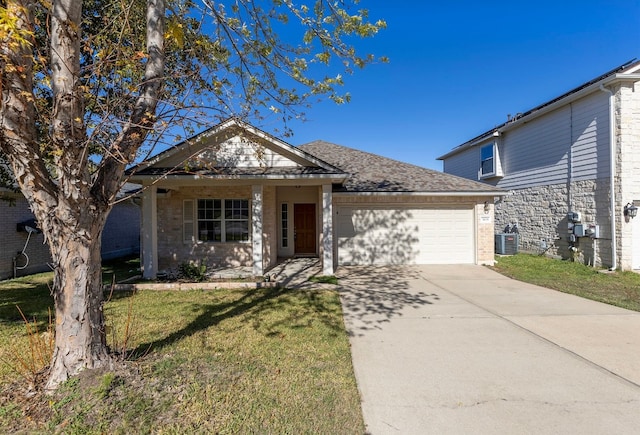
[203,257,323,285]
[139,183,336,280]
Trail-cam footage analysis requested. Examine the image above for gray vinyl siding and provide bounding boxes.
[442,147,479,180]
[496,106,571,190]
[102,201,141,260]
[570,92,610,181]
[494,93,609,190]
[443,90,612,191]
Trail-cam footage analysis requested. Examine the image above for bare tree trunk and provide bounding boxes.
[2,0,166,390]
[46,218,112,390]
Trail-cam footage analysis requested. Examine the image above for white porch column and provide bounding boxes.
[252,185,264,276]
[142,185,158,279]
[322,184,334,276]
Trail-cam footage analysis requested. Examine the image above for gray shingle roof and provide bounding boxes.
[298,140,504,194]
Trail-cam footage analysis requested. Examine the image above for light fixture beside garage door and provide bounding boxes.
[624,202,638,219]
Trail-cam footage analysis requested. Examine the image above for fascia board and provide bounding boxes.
[333,191,506,197]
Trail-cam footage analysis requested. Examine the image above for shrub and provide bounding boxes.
[178,260,208,282]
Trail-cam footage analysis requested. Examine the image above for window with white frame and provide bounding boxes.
[480,142,502,178]
[281,203,288,248]
[183,199,250,243]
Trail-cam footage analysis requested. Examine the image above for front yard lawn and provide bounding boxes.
[0,263,364,433]
[492,254,640,312]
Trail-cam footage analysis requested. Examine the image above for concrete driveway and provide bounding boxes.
[336,264,640,434]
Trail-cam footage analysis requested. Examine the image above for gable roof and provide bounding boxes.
[439,58,640,160]
[129,118,502,195]
[129,118,346,180]
[299,140,504,195]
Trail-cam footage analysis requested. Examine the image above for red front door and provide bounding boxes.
[294,203,316,255]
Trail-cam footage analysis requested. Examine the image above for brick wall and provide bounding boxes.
[156,185,277,273]
[476,201,495,265]
[617,81,640,269]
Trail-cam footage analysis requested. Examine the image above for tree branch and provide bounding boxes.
[93,0,165,205]
[0,0,58,205]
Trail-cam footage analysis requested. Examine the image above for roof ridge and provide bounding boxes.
[300,140,442,174]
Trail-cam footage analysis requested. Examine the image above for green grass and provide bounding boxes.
[0,260,364,433]
[101,255,141,284]
[308,275,339,285]
[492,254,640,311]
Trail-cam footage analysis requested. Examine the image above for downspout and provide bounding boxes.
[600,84,617,270]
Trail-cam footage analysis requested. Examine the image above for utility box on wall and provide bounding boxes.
[573,224,600,239]
[495,233,519,255]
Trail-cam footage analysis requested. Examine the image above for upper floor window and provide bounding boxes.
[480,142,502,179]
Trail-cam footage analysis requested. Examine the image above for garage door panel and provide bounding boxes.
[337,206,474,265]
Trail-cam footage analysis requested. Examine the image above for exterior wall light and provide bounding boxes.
[624,202,638,219]
[484,201,490,214]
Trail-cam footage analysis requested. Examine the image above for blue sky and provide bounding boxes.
[262,0,640,170]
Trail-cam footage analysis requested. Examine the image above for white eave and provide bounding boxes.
[333,190,506,197]
[130,172,348,183]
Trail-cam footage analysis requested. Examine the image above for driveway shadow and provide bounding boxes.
[336,266,440,336]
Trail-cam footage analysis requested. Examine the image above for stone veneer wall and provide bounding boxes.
[333,194,496,265]
[495,179,613,267]
[156,185,277,273]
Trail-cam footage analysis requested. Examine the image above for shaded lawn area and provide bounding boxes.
[0,264,364,433]
[492,254,640,312]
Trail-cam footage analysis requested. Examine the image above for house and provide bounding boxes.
[438,59,640,270]
[127,118,504,279]
[0,187,140,280]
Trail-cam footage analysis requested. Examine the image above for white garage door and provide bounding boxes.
[336,205,475,265]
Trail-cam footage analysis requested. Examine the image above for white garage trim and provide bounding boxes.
[336,204,475,265]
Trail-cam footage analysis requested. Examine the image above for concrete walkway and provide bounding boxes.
[337,265,640,434]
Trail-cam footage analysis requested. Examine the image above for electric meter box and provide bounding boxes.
[586,224,600,238]
[573,224,600,238]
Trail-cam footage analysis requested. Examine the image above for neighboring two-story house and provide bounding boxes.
[439,59,640,270]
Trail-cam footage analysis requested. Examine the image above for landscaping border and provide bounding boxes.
[105,281,281,292]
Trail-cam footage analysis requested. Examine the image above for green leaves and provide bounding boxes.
[4,0,386,166]
[0,4,34,50]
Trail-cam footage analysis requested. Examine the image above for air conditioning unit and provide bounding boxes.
[495,233,519,255]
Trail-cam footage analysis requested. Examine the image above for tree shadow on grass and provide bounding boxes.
[129,286,345,356]
[0,275,53,325]
[336,265,441,336]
